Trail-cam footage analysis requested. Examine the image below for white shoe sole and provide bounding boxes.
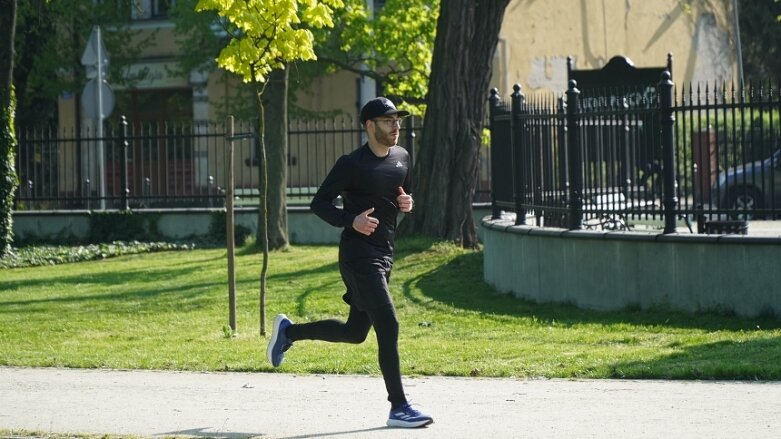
[266,314,288,366]
[386,418,434,428]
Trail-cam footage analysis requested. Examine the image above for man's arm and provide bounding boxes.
[396,151,414,212]
[396,187,413,213]
[310,155,356,228]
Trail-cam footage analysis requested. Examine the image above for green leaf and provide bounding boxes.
[197,0,343,84]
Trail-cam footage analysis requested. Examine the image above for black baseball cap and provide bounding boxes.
[360,97,410,124]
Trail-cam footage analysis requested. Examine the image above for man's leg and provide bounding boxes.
[285,290,406,406]
[370,302,434,427]
[366,303,407,408]
[286,304,371,344]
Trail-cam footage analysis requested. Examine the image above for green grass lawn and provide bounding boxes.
[1,237,780,379]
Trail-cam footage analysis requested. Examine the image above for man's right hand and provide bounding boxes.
[352,207,378,236]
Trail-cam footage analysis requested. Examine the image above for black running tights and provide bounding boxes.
[285,303,407,408]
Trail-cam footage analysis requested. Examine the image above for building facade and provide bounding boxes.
[59,0,737,126]
[47,0,736,207]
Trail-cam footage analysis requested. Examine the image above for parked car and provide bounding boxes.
[715,149,781,219]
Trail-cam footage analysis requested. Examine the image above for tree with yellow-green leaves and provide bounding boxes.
[313,0,438,109]
[195,0,344,336]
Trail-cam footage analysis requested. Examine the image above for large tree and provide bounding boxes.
[0,0,19,257]
[401,0,510,247]
[738,0,781,83]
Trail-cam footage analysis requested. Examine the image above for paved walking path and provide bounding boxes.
[2,367,781,438]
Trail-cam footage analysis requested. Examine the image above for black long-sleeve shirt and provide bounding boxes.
[310,143,412,256]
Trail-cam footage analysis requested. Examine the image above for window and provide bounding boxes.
[131,0,175,20]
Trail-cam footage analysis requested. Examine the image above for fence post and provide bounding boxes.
[208,175,214,208]
[488,88,503,220]
[225,116,237,333]
[120,116,130,211]
[659,71,678,234]
[84,179,90,210]
[405,115,415,172]
[511,84,526,225]
[532,99,543,226]
[566,80,583,230]
[557,96,568,203]
[620,98,632,199]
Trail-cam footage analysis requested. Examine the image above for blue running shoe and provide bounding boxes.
[267,314,293,367]
[386,403,434,428]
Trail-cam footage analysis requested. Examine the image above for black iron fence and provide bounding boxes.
[15,117,250,210]
[15,115,495,210]
[489,75,781,234]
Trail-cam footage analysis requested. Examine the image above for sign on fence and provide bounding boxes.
[568,55,671,107]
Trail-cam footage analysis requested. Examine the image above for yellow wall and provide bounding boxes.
[292,70,361,118]
[131,25,179,58]
[495,0,736,97]
[206,70,244,121]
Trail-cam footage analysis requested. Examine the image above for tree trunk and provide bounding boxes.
[253,66,289,335]
[261,67,289,250]
[400,0,509,248]
[0,0,16,107]
[254,85,268,337]
[0,0,18,257]
[13,0,57,126]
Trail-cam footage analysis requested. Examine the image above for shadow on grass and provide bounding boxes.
[0,238,415,312]
[406,250,781,332]
[403,249,781,379]
[268,261,339,283]
[0,244,338,320]
[0,262,222,306]
[0,279,225,312]
[607,337,781,380]
[393,236,441,259]
[295,278,342,316]
[0,252,224,292]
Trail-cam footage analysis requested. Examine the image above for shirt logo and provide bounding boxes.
[395,161,403,168]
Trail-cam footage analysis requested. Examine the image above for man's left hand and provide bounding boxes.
[396,187,413,213]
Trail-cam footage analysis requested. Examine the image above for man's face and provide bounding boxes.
[369,117,402,147]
